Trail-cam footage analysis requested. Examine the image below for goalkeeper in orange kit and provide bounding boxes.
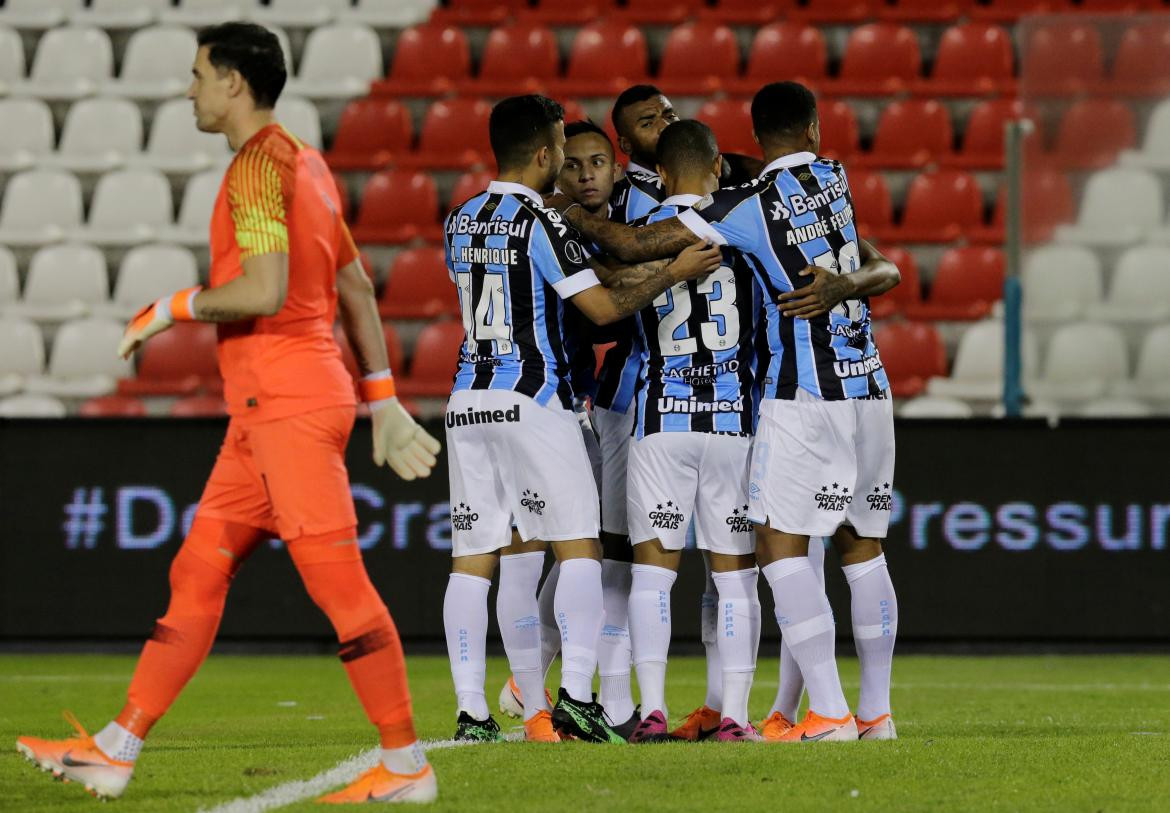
[16,22,441,804]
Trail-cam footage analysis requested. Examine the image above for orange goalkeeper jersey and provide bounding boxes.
[209,123,359,422]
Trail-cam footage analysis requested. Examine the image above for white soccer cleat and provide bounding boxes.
[499,676,525,719]
[856,713,897,741]
[16,712,134,800]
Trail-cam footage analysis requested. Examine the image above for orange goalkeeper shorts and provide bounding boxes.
[196,405,358,541]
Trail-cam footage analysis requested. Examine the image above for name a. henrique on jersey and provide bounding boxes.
[446,405,521,428]
[657,396,744,413]
[458,245,521,265]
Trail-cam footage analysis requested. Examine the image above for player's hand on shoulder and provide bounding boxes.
[371,397,442,481]
[542,191,574,213]
[667,241,722,283]
[777,265,856,319]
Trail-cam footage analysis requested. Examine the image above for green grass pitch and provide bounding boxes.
[2,653,1169,812]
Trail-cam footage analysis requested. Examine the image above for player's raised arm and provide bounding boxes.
[777,238,901,320]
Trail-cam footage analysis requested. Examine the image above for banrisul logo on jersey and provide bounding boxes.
[451,502,479,531]
[649,501,686,530]
[814,484,852,512]
[521,489,546,516]
[726,505,753,533]
[867,482,893,512]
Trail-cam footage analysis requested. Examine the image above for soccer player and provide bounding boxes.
[553,81,902,743]
[620,120,764,744]
[16,22,442,804]
[441,94,721,744]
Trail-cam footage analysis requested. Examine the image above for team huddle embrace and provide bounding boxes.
[440,82,902,746]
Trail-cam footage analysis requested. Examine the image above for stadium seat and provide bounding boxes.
[898,395,974,418]
[98,244,200,321]
[891,170,983,243]
[1120,98,1170,171]
[922,23,1015,97]
[970,168,1075,245]
[378,247,459,320]
[325,99,413,171]
[904,247,1004,321]
[0,98,54,173]
[40,97,142,174]
[1052,98,1136,171]
[335,322,405,384]
[873,321,946,398]
[1021,244,1102,322]
[555,20,648,97]
[101,25,195,101]
[274,96,322,150]
[1056,168,1162,248]
[867,245,921,318]
[1030,322,1128,402]
[1109,20,1170,97]
[5,244,108,323]
[818,100,860,162]
[656,21,741,96]
[830,23,921,97]
[160,168,224,247]
[619,0,705,24]
[0,169,84,248]
[0,317,46,396]
[344,0,436,28]
[969,0,1070,23]
[696,99,758,158]
[119,321,219,396]
[0,0,83,31]
[430,0,525,26]
[1078,398,1153,418]
[1020,22,1103,95]
[847,169,893,238]
[855,99,953,169]
[284,23,381,100]
[1078,0,1162,10]
[252,0,350,28]
[70,0,172,30]
[157,0,251,27]
[132,98,231,175]
[450,170,495,208]
[170,394,227,417]
[880,0,973,23]
[734,23,826,96]
[351,169,441,244]
[11,25,112,100]
[374,24,470,98]
[401,97,493,170]
[0,25,24,93]
[791,0,881,24]
[79,394,147,417]
[943,99,1037,171]
[73,168,172,247]
[0,394,67,417]
[0,248,16,307]
[397,319,465,397]
[1116,325,1170,402]
[926,319,1039,401]
[1086,246,1170,324]
[466,21,560,97]
[24,317,130,398]
[699,0,789,25]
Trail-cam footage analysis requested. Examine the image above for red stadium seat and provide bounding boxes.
[656,21,741,96]
[523,0,617,26]
[619,0,706,24]
[873,322,946,398]
[970,0,1071,22]
[372,24,470,98]
[942,99,1040,170]
[1109,21,1170,97]
[894,170,984,243]
[450,169,495,208]
[969,169,1074,245]
[700,0,793,25]
[1078,0,1161,9]
[119,322,219,397]
[868,246,922,318]
[431,0,527,26]
[818,99,860,162]
[334,322,405,384]
[1052,98,1136,170]
[830,23,921,96]
[696,98,758,158]
[880,0,974,24]
[905,247,1004,321]
[80,395,147,417]
[792,0,881,24]
[325,99,413,171]
[555,99,590,126]
[922,23,1015,97]
[1021,22,1104,96]
[351,169,441,244]
[170,395,227,417]
[554,21,648,97]
[397,320,466,398]
[465,21,560,97]
[847,169,893,238]
[400,97,493,170]
[733,22,827,96]
[378,247,460,320]
[855,100,953,169]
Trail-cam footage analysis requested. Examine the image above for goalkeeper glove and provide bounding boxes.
[117,286,202,359]
[361,372,441,481]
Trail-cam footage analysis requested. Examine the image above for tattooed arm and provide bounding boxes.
[777,239,901,320]
[562,205,698,264]
[192,253,288,321]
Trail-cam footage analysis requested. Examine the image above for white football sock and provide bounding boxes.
[843,553,898,721]
[381,741,427,775]
[537,561,561,680]
[762,556,850,720]
[773,537,826,719]
[93,722,142,764]
[629,563,677,716]
[598,558,635,723]
[443,572,491,720]
[700,567,722,711]
[711,568,760,727]
[498,552,548,720]
[555,558,604,703]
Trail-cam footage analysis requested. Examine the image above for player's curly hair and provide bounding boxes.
[751,81,817,145]
[197,22,286,110]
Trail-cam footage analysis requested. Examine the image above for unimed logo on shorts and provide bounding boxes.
[521,489,546,516]
[649,501,685,530]
[451,502,479,530]
[814,484,852,512]
[445,404,521,428]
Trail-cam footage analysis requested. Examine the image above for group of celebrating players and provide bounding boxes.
[15,20,901,806]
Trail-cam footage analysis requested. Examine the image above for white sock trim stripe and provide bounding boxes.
[780,612,835,646]
[853,622,897,640]
[841,553,887,585]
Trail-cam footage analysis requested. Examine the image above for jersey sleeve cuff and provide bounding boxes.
[552,267,601,299]
[677,208,728,246]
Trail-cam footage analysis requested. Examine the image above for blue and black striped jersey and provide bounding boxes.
[444,180,601,409]
[678,152,889,401]
[629,195,762,439]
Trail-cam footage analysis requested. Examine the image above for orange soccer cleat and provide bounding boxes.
[499,675,555,719]
[773,710,859,743]
[856,713,898,740]
[15,711,134,800]
[758,711,797,742]
[317,763,437,804]
[668,705,721,741]
[523,710,561,743]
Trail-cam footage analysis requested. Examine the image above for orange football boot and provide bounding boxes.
[523,710,561,743]
[668,705,721,741]
[758,711,797,742]
[856,713,897,740]
[16,711,134,799]
[317,763,437,804]
[774,710,858,743]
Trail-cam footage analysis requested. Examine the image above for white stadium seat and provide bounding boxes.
[131,98,231,175]
[0,0,83,31]
[160,168,223,247]
[898,396,975,419]
[1056,168,1163,248]
[1115,324,1170,402]
[159,0,254,27]
[71,0,172,31]
[40,97,142,174]
[1086,245,1170,324]
[276,96,323,150]
[102,25,198,101]
[284,24,382,101]
[1029,322,1128,403]
[11,26,113,101]
[926,319,1039,401]
[5,244,108,323]
[1022,245,1103,323]
[344,0,437,28]
[1079,397,1153,418]
[0,98,54,173]
[24,317,130,398]
[0,169,84,248]
[0,247,17,306]
[1121,99,1170,172]
[96,244,200,320]
[0,393,67,417]
[0,25,25,94]
[0,316,45,396]
[72,169,173,247]
[252,0,351,29]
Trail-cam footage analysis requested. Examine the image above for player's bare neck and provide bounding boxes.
[224,109,278,152]
[664,172,717,200]
[761,140,814,167]
[496,167,547,199]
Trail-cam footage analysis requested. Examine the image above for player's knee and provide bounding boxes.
[166,546,232,615]
[298,559,390,641]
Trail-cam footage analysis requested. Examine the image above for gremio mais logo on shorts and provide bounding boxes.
[726,505,753,533]
[521,490,546,516]
[451,503,479,531]
[649,501,685,530]
[814,483,852,512]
